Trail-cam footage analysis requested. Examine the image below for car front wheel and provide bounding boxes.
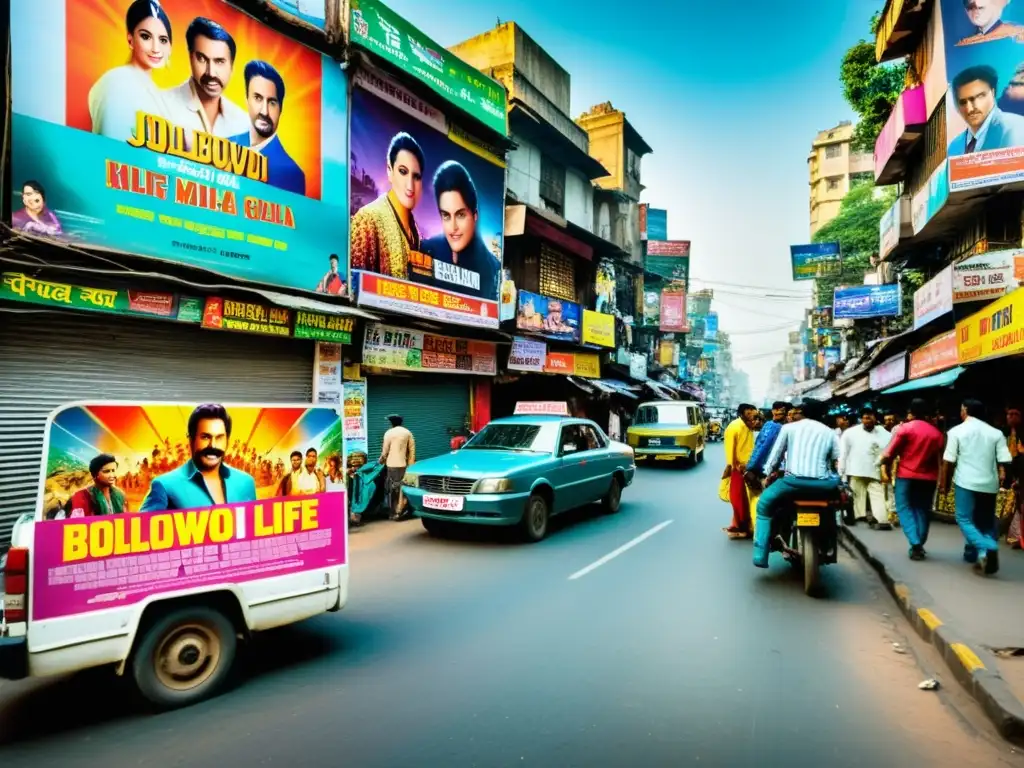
[520,493,550,542]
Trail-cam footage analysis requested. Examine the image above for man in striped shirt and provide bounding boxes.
[752,400,841,568]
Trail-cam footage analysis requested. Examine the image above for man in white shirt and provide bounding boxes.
[164,17,248,139]
[942,399,1013,576]
[840,406,892,528]
[379,414,416,520]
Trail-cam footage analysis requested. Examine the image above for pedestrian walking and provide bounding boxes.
[745,401,791,535]
[379,413,416,521]
[840,406,892,528]
[941,399,1013,575]
[881,411,901,527]
[880,398,944,560]
[722,403,757,539]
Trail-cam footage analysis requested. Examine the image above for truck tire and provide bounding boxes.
[132,605,238,710]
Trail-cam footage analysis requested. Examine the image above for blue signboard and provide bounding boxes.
[705,312,719,341]
[791,242,842,281]
[646,208,668,241]
[824,347,841,369]
[833,284,902,319]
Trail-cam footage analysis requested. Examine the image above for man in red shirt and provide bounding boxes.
[880,398,944,561]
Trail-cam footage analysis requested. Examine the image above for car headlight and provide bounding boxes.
[474,478,514,494]
[402,472,419,488]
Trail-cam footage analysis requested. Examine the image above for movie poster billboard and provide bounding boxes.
[11,0,348,296]
[515,291,581,343]
[350,70,505,328]
[940,0,1024,191]
[32,402,346,621]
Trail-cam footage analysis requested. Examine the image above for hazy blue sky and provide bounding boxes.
[385,0,880,400]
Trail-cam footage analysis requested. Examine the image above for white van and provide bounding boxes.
[0,401,349,709]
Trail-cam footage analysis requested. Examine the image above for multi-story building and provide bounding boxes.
[808,121,874,237]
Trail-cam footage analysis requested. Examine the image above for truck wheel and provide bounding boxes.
[132,605,238,710]
[520,493,550,542]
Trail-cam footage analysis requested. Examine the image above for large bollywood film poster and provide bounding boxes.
[940,0,1024,191]
[11,0,348,295]
[349,69,505,329]
[32,402,347,621]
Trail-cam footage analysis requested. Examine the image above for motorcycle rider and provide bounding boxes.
[752,399,841,569]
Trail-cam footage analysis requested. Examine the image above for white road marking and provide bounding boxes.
[567,520,674,580]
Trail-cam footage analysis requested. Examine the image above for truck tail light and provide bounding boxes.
[3,547,29,623]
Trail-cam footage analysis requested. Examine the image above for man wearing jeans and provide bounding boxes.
[880,398,944,561]
[752,400,841,569]
[942,399,1012,575]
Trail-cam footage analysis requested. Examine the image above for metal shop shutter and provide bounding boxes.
[0,312,314,544]
[365,376,470,465]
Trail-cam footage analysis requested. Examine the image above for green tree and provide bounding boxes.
[840,11,907,152]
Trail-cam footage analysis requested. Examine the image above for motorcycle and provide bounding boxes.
[768,481,851,596]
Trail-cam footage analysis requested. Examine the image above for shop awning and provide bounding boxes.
[833,374,870,398]
[801,381,834,402]
[644,381,676,400]
[882,367,965,395]
[255,288,380,320]
[594,379,640,399]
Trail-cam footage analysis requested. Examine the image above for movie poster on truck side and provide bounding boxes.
[10,0,349,296]
[31,402,347,621]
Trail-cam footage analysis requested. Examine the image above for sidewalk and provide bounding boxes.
[843,518,1024,744]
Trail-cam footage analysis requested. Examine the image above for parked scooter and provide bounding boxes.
[768,481,851,596]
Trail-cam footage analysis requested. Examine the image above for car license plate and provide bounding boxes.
[647,438,662,446]
[423,495,464,512]
[796,512,820,527]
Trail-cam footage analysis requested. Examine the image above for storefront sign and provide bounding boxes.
[350,73,504,327]
[953,251,1018,304]
[911,160,949,233]
[630,353,648,380]
[508,338,547,372]
[658,339,675,366]
[32,402,346,621]
[659,290,687,332]
[343,380,369,462]
[909,330,958,379]
[294,311,354,344]
[582,309,615,347]
[834,284,902,319]
[870,353,907,391]
[11,0,350,295]
[809,306,832,328]
[516,290,581,343]
[314,343,345,405]
[358,272,499,329]
[363,323,497,375]
[645,241,690,283]
[542,352,599,378]
[791,242,842,281]
[201,298,291,337]
[913,265,953,328]
[879,196,902,260]
[0,271,201,323]
[957,286,1024,364]
[349,0,507,136]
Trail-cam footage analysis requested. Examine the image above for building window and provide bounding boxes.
[826,177,841,191]
[539,244,576,302]
[627,149,642,181]
[825,144,842,159]
[539,154,565,217]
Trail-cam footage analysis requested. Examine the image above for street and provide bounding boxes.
[1,445,1021,767]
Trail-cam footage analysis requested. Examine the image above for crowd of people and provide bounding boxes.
[718,396,1023,575]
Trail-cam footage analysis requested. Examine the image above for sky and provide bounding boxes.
[384,0,879,402]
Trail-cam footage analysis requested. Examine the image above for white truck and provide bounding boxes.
[0,401,349,709]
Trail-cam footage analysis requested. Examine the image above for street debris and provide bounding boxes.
[918,679,940,691]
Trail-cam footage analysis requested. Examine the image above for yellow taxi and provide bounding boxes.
[626,400,706,466]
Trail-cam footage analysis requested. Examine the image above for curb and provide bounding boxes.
[841,525,1024,746]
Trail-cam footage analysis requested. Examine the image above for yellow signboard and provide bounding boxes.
[574,353,601,378]
[956,286,1024,364]
[582,309,615,348]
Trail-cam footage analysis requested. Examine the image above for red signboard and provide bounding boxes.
[659,290,688,332]
[909,330,958,379]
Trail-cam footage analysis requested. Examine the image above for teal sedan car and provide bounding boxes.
[402,415,636,542]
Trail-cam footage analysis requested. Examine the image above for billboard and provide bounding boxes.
[834,284,902,319]
[363,322,497,375]
[11,0,348,296]
[640,206,667,241]
[913,265,954,328]
[705,312,719,341]
[791,242,842,281]
[659,290,687,332]
[516,291,582,343]
[940,0,1024,191]
[957,286,1024,364]
[645,240,690,284]
[581,310,615,347]
[32,402,346,621]
[349,73,504,328]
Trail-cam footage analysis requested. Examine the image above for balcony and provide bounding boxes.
[879,194,913,261]
[875,0,932,64]
[874,85,927,185]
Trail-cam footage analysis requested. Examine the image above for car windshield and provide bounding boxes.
[635,404,690,425]
[464,423,555,453]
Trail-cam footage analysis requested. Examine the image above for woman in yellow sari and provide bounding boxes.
[350,132,425,280]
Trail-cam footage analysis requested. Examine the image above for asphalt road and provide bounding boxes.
[1,445,1022,767]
